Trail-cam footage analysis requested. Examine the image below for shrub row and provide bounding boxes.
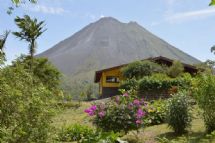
[138,75,191,93]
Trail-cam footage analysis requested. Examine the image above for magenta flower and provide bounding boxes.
[136,120,142,124]
[136,108,146,119]
[122,92,129,97]
[98,111,106,118]
[133,99,140,106]
[90,105,97,111]
[84,105,97,116]
[84,109,95,116]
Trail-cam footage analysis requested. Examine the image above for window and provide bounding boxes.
[106,76,120,83]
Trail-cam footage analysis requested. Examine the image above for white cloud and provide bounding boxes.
[100,14,105,18]
[23,4,68,15]
[166,8,215,23]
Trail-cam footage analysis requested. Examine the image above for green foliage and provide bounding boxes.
[210,0,215,6]
[167,60,184,78]
[0,65,58,142]
[120,78,138,91]
[12,55,61,91]
[56,124,119,143]
[13,15,46,70]
[144,100,167,126]
[166,92,192,134]
[193,74,215,133]
[121,60,164,79]
[86,93,147,133]
[0,31,10,61]
[138,73,191,94]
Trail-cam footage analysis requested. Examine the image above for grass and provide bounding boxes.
[52,101,215,143]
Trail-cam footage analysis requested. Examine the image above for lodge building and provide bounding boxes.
[94,56,198,98]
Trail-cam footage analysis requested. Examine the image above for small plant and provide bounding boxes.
[194,74,215,133]
[166,91,192,134]
[84,92,147,133]
[121,60,164,80]
[56,124,119,143]
[144,100,167,126]
[167,60,184,78]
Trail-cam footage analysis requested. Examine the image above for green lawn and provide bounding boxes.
[52,101,215,143]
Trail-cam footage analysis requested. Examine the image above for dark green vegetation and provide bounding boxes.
[0,15,62,143]
[194,74,215,133]
[166,92,192,134]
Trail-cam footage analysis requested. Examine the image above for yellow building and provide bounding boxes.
[94,56,198,98]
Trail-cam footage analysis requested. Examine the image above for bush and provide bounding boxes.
[56,124,119,143]
[138,74,191,94]
[121,60,164,79]
[167,60,184,78]
[120,78,138,91]
[12,55,61,91]
[0,65,58,142]
[84,93,147,133]
[166,92,192,134]
[144,100,167,126]
[193,74,215,133]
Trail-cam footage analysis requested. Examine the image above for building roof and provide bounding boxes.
[94,56,198,83]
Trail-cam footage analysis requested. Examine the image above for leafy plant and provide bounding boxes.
[13,15,46,70]
[120,78,138,91]
[193,74,215,133]
[85,92,147,133]
[166,91,192,134]
[0,65,58,142]
[138,73,191,94]
[56,124,119,143]
[121,60,165,80]
[143,100,167,126]
[167,60,184,78]
[12,55,61,91]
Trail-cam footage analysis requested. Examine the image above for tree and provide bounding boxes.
[7,0,37,14]
[0,31,10,61]
[211,45,215,55]
[121,60,164,80]
[210,0,215,6]
[12,55,61,91]
[13,15,46,71]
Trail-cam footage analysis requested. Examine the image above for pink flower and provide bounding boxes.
[136,120,142,124]
[115,96,120,104]
[84,109,95,116]
[136,108,146,119]
[99,103,106,110]
[122,92,129,97]
[84,105,97,116]
[98,111,106,118]
[127,103,133,110]
[133,99,140,106]
[90,105,97,111]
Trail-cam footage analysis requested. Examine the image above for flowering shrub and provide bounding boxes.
[84,93,147,133]
[143,100,167,126]
[166,91,191,134]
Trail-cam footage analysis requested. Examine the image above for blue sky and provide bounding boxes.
[0,0,215,63]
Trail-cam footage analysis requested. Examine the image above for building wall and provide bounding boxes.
[100,68,123,96]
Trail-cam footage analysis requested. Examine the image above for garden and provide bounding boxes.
[54,60,215,143]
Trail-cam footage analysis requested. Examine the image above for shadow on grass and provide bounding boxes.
[156,131,211,143]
